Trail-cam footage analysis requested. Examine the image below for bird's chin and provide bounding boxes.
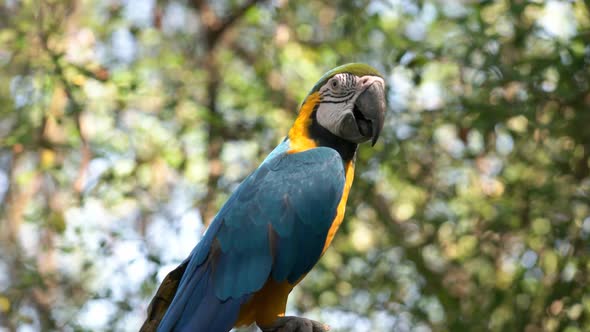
[343,131,372,144]
[337,111,372,144]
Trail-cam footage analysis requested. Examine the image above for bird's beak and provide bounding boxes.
[354,78,386,146]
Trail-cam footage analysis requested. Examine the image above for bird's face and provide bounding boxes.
[314,67,386,146]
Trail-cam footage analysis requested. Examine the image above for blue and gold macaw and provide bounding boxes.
[141,63,386,332]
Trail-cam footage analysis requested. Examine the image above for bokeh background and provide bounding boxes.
[1,0,590,331]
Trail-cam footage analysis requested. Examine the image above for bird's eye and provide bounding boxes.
[330,79,339,89]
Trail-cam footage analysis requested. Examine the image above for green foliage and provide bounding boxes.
[1,0,589,331]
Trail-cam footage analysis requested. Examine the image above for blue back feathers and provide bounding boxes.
[157,139,346,332]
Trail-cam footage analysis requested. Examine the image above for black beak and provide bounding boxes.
[354,81,386,146]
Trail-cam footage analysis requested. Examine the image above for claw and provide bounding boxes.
[259,316,330,332]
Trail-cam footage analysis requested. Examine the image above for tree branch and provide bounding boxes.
[190,0,265,50]
[208,0,261,47]
[185,0,267,224]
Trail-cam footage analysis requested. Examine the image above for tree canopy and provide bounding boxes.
[1,0,590,331]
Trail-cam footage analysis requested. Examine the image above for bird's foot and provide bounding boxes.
[259,316,330,332]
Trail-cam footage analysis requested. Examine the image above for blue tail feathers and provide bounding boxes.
[157,263,249,332]
[157,219,250,332]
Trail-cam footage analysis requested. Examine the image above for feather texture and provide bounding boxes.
[157,139,346,332]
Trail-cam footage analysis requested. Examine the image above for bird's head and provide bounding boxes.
[305,63,386,146]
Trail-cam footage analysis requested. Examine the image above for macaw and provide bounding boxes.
[141,63,386,332]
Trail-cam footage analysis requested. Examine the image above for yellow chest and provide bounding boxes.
[322,160,354,254]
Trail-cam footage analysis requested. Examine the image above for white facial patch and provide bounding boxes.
[316,73,358,136]
[316,102,354,136]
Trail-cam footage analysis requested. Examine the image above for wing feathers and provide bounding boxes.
[157,142,346,331]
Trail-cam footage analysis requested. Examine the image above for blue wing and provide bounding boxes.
[157,139,346,332]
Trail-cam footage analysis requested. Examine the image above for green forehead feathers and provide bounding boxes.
[310,63,384,93]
